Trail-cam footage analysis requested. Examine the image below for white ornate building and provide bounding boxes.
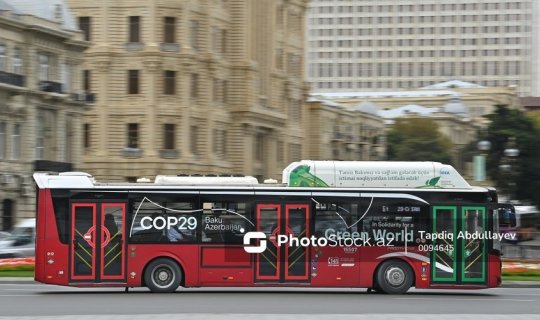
[0,0,88,228]
[66,0,309,182]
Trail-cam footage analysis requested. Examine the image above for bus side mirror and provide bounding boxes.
[498,205,516,228]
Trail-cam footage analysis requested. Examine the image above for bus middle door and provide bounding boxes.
[70,202,126,283]
[255,203,311,283]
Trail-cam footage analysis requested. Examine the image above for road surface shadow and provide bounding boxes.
[38,287,497,297]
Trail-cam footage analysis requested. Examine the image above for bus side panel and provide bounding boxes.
[310,246,361,287]
[35,189,70,286]
[488,253,502,288]
[199,246,253,285]
[127,244,199,287]
[412,258,430,289]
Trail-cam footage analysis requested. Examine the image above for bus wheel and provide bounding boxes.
[376,260,413,294]
[144,258,182,293]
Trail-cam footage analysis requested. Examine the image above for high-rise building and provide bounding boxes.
[306,0,540,97]
[0,0,88,228]
[65,0,309,182]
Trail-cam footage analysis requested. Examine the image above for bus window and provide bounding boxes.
[130,197,199,243]
[201,201,251,243]
[51,190,70,244]
[314,202,358,238]
[360,199,428,246]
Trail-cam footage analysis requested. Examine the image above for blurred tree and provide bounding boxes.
[528,111,540,128]
[387,118,453,164]
[485,105,540,207]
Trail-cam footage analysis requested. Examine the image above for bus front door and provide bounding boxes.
[255,203,310,283]
[431,206,487,285]
[70,203,126,282]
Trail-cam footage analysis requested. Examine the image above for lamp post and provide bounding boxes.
[474,140,491,183]
[499,137,520,202]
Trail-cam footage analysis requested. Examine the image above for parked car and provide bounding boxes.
[0,231,10,241]
[0,218,35,258]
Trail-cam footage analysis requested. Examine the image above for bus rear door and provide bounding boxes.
[431,206,487,285]
[70,202,126,283]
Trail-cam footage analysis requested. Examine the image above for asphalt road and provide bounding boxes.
[0,282,539,319]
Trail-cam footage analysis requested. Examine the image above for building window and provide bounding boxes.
[190,125,198,156]
[128,70,139,94]
[213,129,227,157]
[222,80,228,104]
[83,123,90,149]
[255,133,264,161]
[211,27,227,54]
[65,117,73,162]
[0,45,5,71]
[38,53,49,81]
[164,70,175,95]
[221,29,227,55]
[276,5,284,26]
[129,16,141,43]
[289,143,302,162]
[213,78,219,102]
[163,123,175,150]
[212,79,228,104]
[0,122,5,159]
[277,140,284,164]
[79,16,91,41]
[164,17,176,43]
[36,118,44,160]
[12,48,22,74]
[83,70,91,92]
[190,73,198,98]
[12,124,20,160]
[211,26,218,52]
[190,20,199,50]
[276,48,283,70]
[127,123,139,148]
[61,63,71,93]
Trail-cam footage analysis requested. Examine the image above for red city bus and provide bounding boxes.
[32,161,515,293]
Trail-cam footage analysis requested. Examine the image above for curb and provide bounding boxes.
[0,278,540,288]
[501,281,540,288]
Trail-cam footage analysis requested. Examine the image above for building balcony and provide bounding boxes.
[71,92,96,104]
[38,80,63,94]
[125,42,145,51]
[0,71,25,87]
[122,147,143,158]
[160,43,180,52]
[160,149,179,159]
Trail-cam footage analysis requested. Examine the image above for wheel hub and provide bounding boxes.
[386,267,405,287]
[158,270,169,282]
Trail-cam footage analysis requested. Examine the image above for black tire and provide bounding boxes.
[144,258,182,293]
[375,260,413,294]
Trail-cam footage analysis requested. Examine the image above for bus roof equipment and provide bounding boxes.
[283,160,471,189]
[34,160,471,190]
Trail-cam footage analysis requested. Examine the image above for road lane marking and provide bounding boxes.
[395,297,535,302]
